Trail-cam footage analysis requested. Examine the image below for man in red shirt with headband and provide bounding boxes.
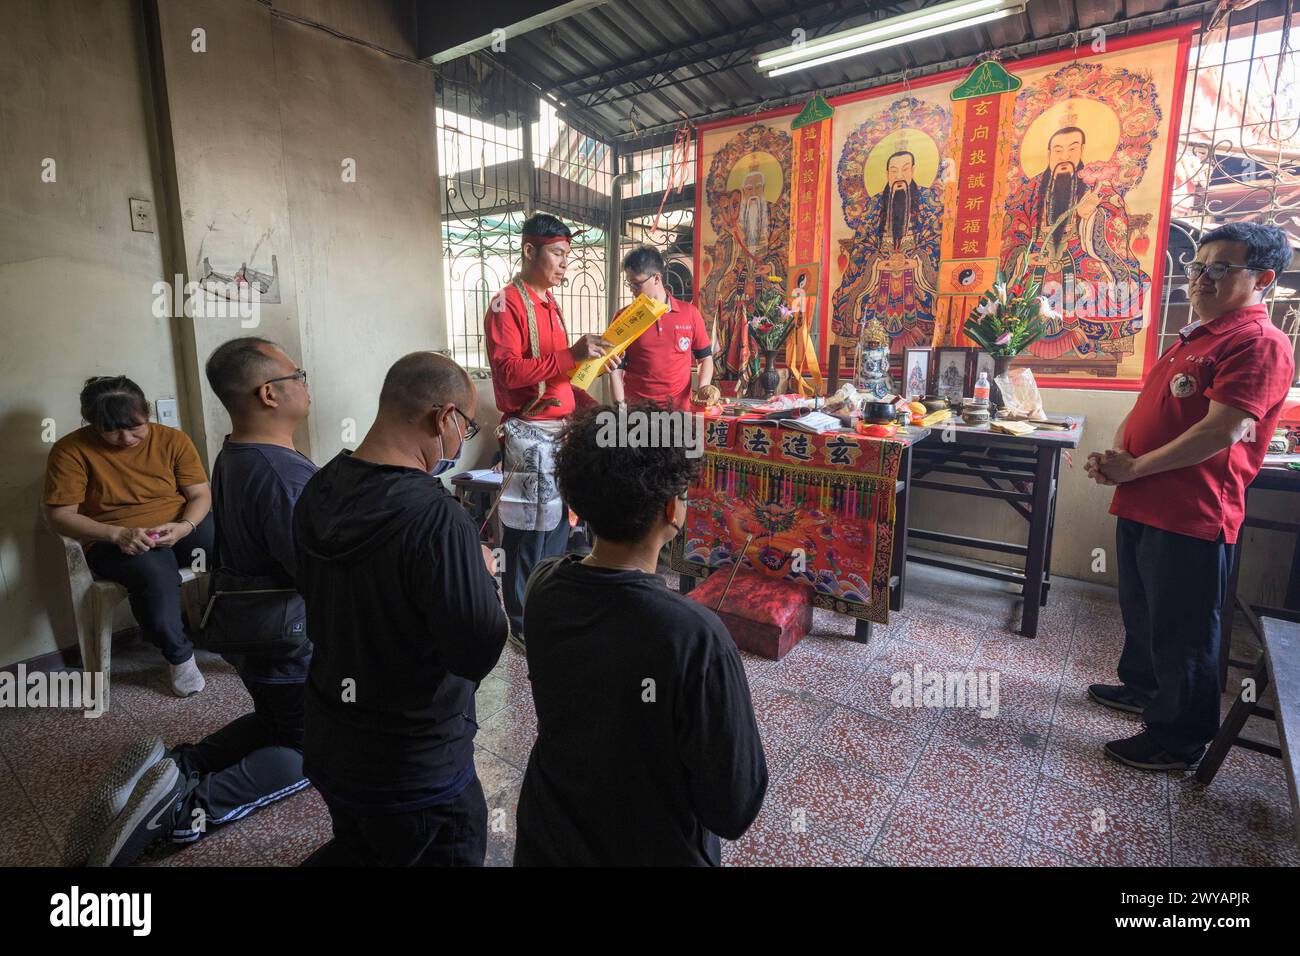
[485,213,611,645]
[1085,222,1295,772]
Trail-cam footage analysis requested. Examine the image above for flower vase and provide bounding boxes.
[990,355,1013,413]
[757,349,781,399]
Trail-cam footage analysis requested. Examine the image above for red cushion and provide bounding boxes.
[687,567,813,660]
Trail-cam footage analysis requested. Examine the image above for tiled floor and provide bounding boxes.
[2,564,1295,867]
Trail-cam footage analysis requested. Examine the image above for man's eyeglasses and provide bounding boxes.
[624,273,661,292]
[262,368,308,388]
[432,404,479,441]
[1184,261,1258,283]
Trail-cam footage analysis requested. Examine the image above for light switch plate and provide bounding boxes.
[156,398,179,428]
[129,198,155,233]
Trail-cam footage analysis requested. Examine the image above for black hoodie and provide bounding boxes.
[293,451,509,809]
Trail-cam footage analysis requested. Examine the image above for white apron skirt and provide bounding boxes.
[499,417,565,533]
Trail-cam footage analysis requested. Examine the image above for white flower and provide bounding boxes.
[1037,296,1061,321]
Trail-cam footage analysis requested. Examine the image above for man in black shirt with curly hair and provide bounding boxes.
[515,402,767,866]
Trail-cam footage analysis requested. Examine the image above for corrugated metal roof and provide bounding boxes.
[466,0,1218,142]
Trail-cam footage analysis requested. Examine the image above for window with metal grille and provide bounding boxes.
[615,130,696,312]
[1163,2,1300,375]
[437,57,613,372]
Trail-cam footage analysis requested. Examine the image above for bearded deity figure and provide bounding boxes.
[1003,124,1147,359]
[738,170,771,255]
[834,148,942,350]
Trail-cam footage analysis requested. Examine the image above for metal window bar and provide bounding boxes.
[1162,1,1300,372]
[436,54,612,371]
[613,129,697,311]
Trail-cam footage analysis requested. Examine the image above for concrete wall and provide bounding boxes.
[272,12,442,462]
[0,0,443,669]
[0,0,180,668]
[151,0,439,466]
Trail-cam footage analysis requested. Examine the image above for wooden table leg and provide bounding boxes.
[891,445,912,612]
[1040,451,1061,607]
[1019,447,1056,638]
[853,618,872,643]
[1196,654,1269,784]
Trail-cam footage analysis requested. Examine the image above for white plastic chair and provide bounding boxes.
[58,532,206,716]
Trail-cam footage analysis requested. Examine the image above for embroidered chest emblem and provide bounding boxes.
[1170,373,1198,398]
[677,335,691,352]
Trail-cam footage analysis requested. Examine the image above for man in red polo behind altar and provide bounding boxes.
[1085,222,1295,772]
[608,244,715,412]
[484,213,611,646]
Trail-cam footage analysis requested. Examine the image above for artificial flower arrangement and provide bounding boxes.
[961,269,1057,357]
[747,275,796,354]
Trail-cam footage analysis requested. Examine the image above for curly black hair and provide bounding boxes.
[556,402,702,543]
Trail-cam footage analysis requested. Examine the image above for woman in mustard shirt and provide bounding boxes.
[44,376,213,698]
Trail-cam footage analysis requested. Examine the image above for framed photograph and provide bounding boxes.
[974,350,996,387]
[935,348,971,403]
[902,347,932,400]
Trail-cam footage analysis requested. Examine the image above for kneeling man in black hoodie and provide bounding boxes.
[295,352,509,866]
[515,403,768,865]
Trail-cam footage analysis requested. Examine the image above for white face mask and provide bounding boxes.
[431,417,465,477]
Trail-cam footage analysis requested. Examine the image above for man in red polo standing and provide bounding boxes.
[485,213,610,646]
[1085,222,1295,771]
[609,245,714,411]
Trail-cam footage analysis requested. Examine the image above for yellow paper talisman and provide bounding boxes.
[568,293,670,392]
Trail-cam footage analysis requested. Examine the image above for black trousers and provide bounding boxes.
[1115,517,1235,755]
[85,513,215,665]
[302,775,487,867]
[169,678,308,842]
[502,517,570,636]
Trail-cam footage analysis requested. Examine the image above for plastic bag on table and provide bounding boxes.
[995,366,1045,420]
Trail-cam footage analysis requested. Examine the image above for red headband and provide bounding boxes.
[522,234,570,247]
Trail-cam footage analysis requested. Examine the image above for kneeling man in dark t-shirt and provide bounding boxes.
[515,402,767,866]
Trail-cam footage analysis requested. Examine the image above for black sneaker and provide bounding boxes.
[1087,683,1147,715]
[60,735,165,866]
[1104,729,1204,771]
[87,758,184,867]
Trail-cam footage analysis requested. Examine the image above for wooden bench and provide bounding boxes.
[1196,612,1300,853]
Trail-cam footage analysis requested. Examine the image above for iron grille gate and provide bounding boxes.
[1162,2,1299,366]
[436,54,612,372]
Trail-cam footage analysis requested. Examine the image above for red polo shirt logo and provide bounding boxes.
[1110,303,1295,543]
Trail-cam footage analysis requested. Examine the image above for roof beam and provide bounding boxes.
[551,0,862,94]
[561,0,905,101]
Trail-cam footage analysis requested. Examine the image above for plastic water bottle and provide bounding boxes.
[974,371,990,405]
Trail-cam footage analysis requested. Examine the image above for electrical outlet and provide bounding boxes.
[129,198,155,233]
[156,398,179,429]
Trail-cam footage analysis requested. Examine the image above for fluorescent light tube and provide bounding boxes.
[758,0,1016,70]
[766,5,1024,77]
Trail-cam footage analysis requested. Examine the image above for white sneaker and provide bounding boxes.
[167,656,205,698]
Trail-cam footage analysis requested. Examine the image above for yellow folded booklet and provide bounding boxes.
[568,293,670,393]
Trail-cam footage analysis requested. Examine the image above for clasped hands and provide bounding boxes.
[1084,448,1142,486]
[112,521,191,555]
